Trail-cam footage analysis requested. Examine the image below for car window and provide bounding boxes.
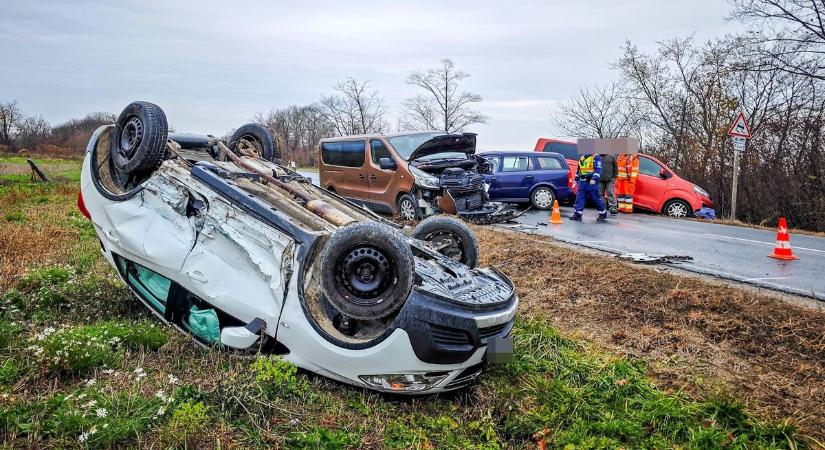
[535,156,563,170]
[501,156,532,172]
[482,155,501,171]
[370,140,393,165]
[321,140,365,168]
[542,142,578,160]
[638,156,662,177]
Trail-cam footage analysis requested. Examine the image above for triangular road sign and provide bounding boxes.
[727,113,751,138]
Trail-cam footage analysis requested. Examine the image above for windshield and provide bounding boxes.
[387,132,444,159]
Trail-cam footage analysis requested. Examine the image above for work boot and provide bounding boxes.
[568,213,582,221]
[610,209,618,216]
[596,212,608,223]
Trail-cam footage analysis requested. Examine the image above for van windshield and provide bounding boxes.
[388,132,445,160]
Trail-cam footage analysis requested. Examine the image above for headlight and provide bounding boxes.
[409,166,440,189]
[359,373,448,392]
[692,185,709,197]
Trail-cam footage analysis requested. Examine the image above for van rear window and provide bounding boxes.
[542,142,578,160]
[322,140,365,167]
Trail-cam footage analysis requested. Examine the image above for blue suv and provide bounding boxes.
[479,151,574,209]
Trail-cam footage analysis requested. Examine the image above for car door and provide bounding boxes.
[320,140,369,203]
[365,139,397,213]
[634,156,669,211]
[497,155,534,200]
[532,155,566,187]
[482,155,503,200]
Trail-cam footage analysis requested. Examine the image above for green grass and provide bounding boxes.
[0,164,806,449]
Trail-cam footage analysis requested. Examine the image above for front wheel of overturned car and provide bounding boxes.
[396,193,420,221]
[111,101,169,174]
[412,215,480,268]
[229,124,279,161]
[320,222,415,320]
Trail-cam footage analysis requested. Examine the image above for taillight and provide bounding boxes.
[77,190,91,219]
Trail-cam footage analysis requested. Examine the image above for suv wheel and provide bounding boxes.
[396,193,419,221]
[412,215,479,268]
[530,186,556,209]
[320,222,414,320]
[663,199,691,218]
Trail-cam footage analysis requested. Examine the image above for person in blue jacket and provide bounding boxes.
[569,153,608,223]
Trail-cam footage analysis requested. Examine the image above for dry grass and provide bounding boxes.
[475,226,825,440]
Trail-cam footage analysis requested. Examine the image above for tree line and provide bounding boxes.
[556,0,825,231]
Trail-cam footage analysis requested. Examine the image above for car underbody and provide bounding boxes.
[79,102,517,394]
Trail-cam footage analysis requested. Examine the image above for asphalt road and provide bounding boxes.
[507,206,825,301]
[298,170,825,300]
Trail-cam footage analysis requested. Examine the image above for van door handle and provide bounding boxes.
[357,174,365,179]
[186,270,208,283]
[524,175,534,179]
[368,175,377,180]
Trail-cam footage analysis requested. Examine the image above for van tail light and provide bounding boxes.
[568,170,575,189]
[77,190,91,219]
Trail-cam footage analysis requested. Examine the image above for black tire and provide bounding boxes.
[111,101,168,174]
[412,215,480,268]
[229,124,279,161]
[530,186,556,210]
[663,199,692,218]
[320,221,414,320]
[396,193,420,221]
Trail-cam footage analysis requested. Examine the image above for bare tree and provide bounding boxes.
[17,115,51,149]
[401,58,488,132]
[555,81,642,138]
[255,104,334,167]
[0,100,23,147]
[730,0,825,80]
[318,78,387,136]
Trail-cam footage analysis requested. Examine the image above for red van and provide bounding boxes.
[535,138,713,217]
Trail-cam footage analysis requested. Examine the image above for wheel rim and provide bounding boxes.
[236,135,263,157]
[119,116,144,157]
[668,202,688,218]
[334,244,395,304]
[399,199,416,220]
[533,189,553,208]
[424,230,464,262]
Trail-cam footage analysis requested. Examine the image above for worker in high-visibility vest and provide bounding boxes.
[569,154,608,223]
[616,153,640,213]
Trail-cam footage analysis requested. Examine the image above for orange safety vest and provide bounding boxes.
[617,154,639,181]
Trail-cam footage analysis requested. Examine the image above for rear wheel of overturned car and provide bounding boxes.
[396,193,420,221]
[320,222,414,320]
[412,215,479,268]
[229,124,279,161]
[111,101,169,174]
[530,186,556,210]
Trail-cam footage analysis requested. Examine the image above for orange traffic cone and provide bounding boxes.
[768,217,798,260]
[549,200,563,225]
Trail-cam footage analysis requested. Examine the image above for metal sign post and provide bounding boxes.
[727,114,751,220]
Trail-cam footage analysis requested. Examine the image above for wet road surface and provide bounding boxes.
[506,206,825,301]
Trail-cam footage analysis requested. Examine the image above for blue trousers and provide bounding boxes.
[574,180,606,213]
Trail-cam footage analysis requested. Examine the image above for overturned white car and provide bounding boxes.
[78,102,517,394]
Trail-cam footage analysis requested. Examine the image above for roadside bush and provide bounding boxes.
[31,321,167,373]
[158,400,211,447]
[284,426,360,449]
[0,320,22,350]
[0,386,172,449]
[252,356,310,399]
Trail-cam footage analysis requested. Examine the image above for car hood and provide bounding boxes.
[407,133,477,161]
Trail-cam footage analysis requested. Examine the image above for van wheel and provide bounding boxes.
[229,124,279,161]
[413,216,479,268]
[663,199,691,218]
[396,193,420,221]
[111,102,169,174]
[530,186,556,209]
[320,222,414,320]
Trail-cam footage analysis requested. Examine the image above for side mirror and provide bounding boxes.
[379,157,397,171]
[659,168,669,179]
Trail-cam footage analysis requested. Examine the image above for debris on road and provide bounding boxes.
[616,253,693,264]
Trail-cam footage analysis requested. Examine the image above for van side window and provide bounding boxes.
[535,156,563,170]
[370,140,393,165]
[321,140,366,167]
[638,157,662,177]
[543,142,578,160]
[501,156,532,172]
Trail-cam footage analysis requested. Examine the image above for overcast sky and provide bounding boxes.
[1,0,739,149]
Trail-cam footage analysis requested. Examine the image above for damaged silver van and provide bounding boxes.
[78,101,517,393]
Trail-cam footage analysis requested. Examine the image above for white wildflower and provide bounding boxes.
[167,374,179,385]
[156,406,166,417]
[95,408,107,418]
[78,432,89,443]
[84,378,96,387]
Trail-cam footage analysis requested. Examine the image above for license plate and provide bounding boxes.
[485,336,513,363]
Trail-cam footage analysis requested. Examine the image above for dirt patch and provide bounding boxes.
[475,226,825,441]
